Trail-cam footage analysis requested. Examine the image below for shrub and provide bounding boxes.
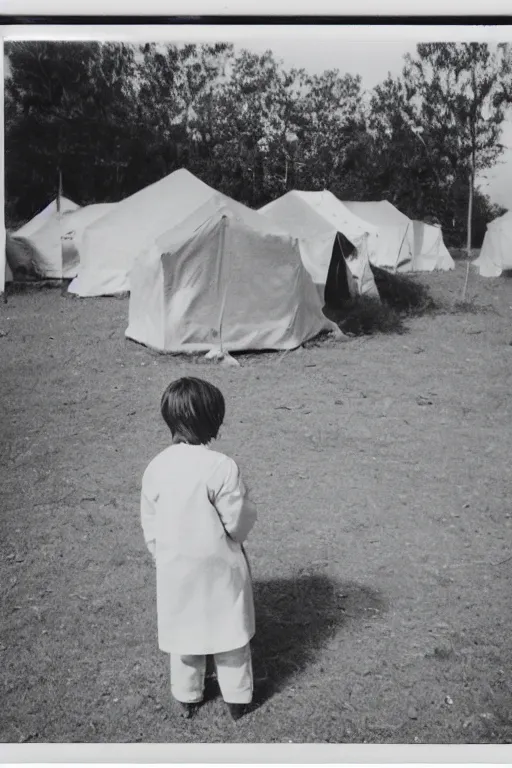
[370,265,438,316]
[325,296,405,336]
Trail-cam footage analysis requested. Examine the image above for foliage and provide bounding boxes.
[4,40,511,246]
[326,295,405,336]
[5,41,139,221]
[370,266,438,315]
[401,43,511,249]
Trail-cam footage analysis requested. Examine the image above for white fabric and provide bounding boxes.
[473,211,512,277]
[343,200,453,272]
[127,197,338,353]
[342,200,414,272]
[7,197,80,279]
[411,220,454,271]
[141,444,257,655]
[61,204,116,279]
[170,643,253,704]
[69,168,217,296]
[15,197,78,239]
[260,190,380,298]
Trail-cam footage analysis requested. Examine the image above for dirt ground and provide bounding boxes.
[1,260,512,744]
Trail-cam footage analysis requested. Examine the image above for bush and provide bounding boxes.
[325,296,405,336]
[370,265,438,316]
[321,266,440,337]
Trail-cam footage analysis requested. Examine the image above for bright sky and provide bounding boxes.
[4,32,512,210]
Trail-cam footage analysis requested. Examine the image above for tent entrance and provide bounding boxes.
[323,231,356,310]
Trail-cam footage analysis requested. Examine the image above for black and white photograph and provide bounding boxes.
[2,16,512,753]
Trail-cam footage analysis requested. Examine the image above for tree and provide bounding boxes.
[134,42,233,186]
[185,49,307,206]
[297,69,366,198]
[363,74,449,217]
[403,43,510,266]
[187,50,368,208]
[4,41,138,224]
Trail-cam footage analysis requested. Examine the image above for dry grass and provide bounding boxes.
[447,299,498,315]
[1,259,512,744]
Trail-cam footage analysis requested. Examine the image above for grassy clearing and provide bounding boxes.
[446,299,498,315]
[1,260,512,744]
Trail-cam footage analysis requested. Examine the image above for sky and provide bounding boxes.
[4,34,512,210]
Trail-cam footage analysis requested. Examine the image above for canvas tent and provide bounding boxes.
[343,200,454,272]
[473,210,512,277]
[14,197,78,239]
[69,169,218,297]
[126,194,337,353]
[342,200,415,272]
[60,203,116,277]
[411,220,454,271]
[6,197,80,280]
[259,190,379,303]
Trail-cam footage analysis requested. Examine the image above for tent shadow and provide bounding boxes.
[250,573,387,708]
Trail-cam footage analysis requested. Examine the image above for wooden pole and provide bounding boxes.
[461,162,474,301]
[57,169,64,287]
[57,169,62,213]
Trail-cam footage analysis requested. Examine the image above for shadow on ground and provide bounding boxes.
[203,573,387,709]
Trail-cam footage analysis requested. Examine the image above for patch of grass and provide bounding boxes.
[302,329,342,348]
[370,265,438,316]
[325,296,406,337]
[251,574,386,707]
[2,289,512,744]
[447,299,497,315]
[5,279,66,294]
[449,247,481,262]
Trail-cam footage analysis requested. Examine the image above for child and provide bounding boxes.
[141,377,257,721]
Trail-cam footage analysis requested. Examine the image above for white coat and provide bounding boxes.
[141,443,257,655]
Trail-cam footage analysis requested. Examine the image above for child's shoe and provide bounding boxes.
[227,702,249,721]
[176,701,198,719]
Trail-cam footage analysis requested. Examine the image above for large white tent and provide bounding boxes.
[14,197,78,239]
[126,193,337,353]
[342,200,415,272]
[6,197,80,280]
[69,169,217,297]
[411,220,454,271]
[60,204,116,278]
[343,200,454,272]
[473,210,512,277]
[259,190,379,302]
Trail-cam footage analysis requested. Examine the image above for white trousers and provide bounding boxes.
[170,643,253,704]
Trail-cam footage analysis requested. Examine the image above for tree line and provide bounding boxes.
[5,40,512,247]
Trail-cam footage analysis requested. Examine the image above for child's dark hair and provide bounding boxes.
[160,377,225,445]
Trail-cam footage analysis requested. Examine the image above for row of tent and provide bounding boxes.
[3,168,462,353]
[4,169,455,293]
